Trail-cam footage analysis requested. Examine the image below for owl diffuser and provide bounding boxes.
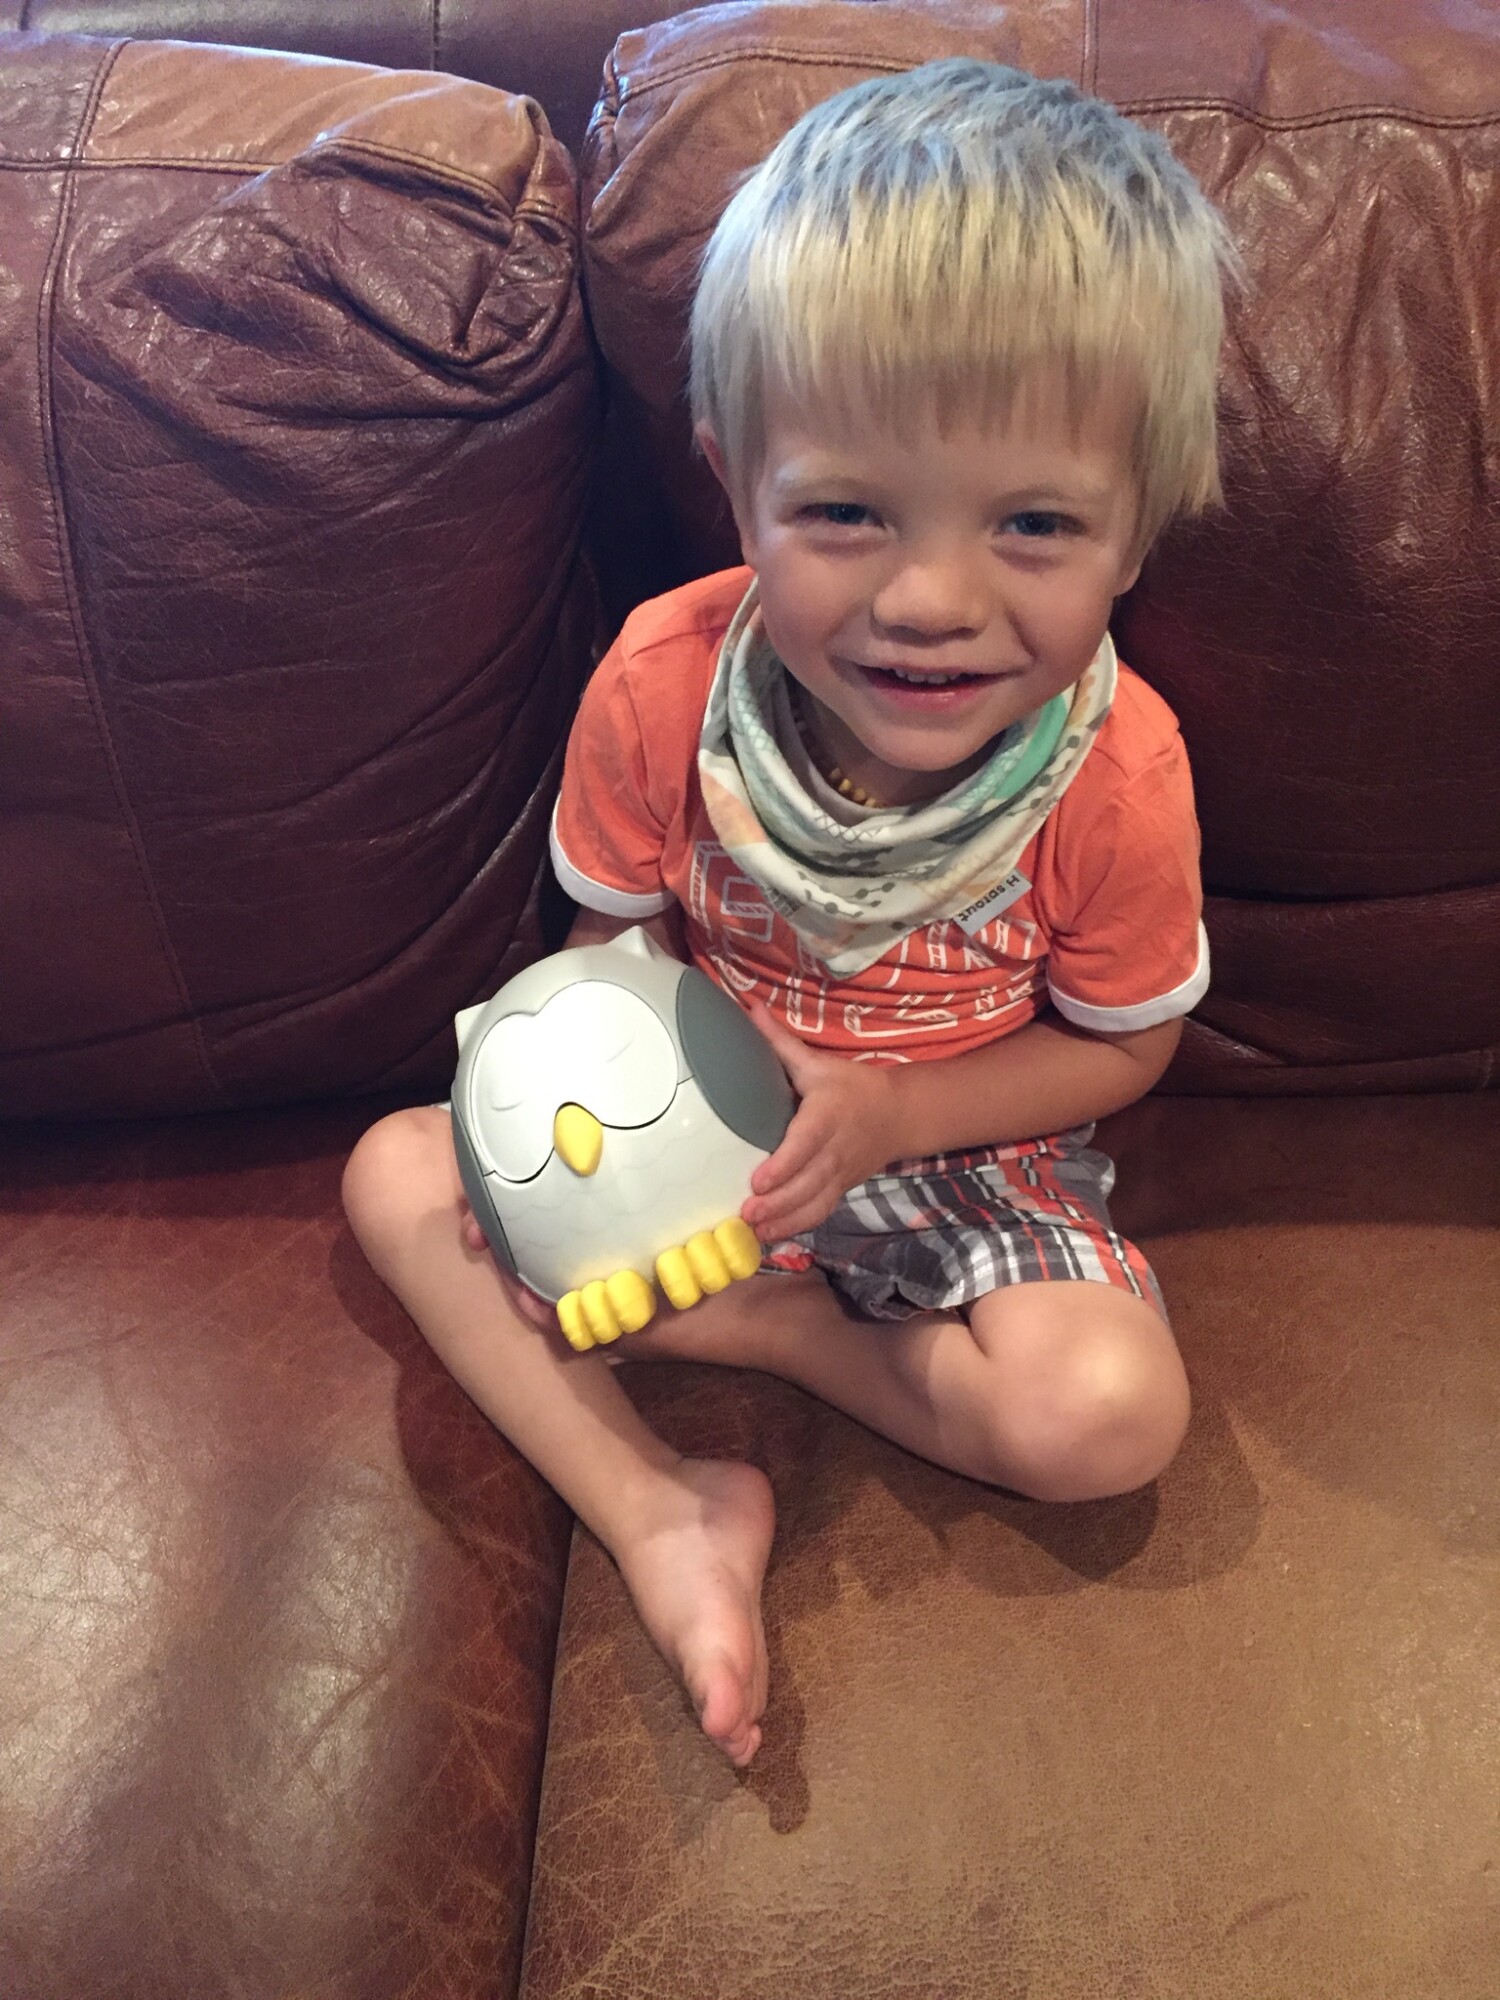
[450,927,797,1351]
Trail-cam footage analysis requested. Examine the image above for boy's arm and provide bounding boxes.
[564,904,685,959]
[884,1006,1182,1155]
[743,1005,1182,1244]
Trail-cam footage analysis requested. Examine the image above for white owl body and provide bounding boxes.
[450,927,797,1311]
[494,1081,772,1300]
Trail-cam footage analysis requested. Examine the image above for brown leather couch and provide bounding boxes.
[2,4,1496,1995]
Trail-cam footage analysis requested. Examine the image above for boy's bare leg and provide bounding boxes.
[629,1271,1190,1503]
[342,1107,774,1767]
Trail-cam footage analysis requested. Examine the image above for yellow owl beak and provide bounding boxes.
[553,1103,604,1177]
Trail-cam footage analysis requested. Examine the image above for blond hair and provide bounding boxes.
[690,59,1240,553]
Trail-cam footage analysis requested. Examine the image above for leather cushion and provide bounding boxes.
[578,0,1500,1092]
[521,1091,1500,1999]
[0,30,600,1117]
[0,0,674,154]
[0,1097,575,1998]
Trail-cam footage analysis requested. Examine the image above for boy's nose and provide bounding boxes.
[870,554,989,638]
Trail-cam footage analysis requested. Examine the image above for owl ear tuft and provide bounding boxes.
[611,925,656,963]
[454,1003,487,1053]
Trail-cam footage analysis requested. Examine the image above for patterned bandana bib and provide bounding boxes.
[697,577,1116,975]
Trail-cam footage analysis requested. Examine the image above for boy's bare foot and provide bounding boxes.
[614,1458,775,1767]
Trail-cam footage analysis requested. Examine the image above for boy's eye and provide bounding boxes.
[1007,511,1070,539]
[807,502,873,528]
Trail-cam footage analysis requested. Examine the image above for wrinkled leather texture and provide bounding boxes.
[521,1094,1500,2000]
[7,1094,1493,1997]
[581,0,1500,1092]
[0,32,601,1117]
[1,7,1498,2000]
[0,1100,575,2000]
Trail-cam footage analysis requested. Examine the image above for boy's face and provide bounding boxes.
[699,373,1145,807]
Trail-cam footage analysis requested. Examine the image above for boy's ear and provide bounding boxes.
[1115,520,1150,598]
[694,422,732,495]
[694,423,755,555]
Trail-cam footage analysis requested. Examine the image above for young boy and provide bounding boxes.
[343,59,1237,1769]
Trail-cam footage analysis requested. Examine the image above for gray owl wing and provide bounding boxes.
[450,1105,519,1276]
[674,969,796,1153]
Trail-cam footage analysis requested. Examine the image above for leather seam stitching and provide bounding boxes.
[608,45,1499,133]
[0,156,275,172]
[33,36,227,1107]
[317,132,521,209]
[1117,97,1497,130]
[0,146,555,219]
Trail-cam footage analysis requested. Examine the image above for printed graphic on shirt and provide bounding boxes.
[684,839,1047,1061]
[549,566,1208,1064]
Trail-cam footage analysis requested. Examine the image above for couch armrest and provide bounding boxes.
[1,29,601,1118]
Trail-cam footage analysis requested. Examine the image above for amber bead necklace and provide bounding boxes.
[790,688,885,809]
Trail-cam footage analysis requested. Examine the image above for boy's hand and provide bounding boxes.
[741,1001,901,1241]
[458,1199,556,1332]
[459,1202,487,1257]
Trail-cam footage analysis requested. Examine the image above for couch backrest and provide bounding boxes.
[580,0,1500,1092]
[0,0,663,153]
[4,3,1497,1115]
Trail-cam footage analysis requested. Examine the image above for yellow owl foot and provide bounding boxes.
[554,1220,762,1348]
[556,1268,656,1352]
[655,1217,763,1312]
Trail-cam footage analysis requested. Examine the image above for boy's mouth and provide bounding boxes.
[848,660,1010,703]
[874,666,979,686]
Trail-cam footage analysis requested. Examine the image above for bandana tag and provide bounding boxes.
[953,870,1032,937]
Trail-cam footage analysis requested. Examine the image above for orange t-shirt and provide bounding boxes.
[551,567,1208,1062]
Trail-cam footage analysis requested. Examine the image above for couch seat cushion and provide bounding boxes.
[520,1094,1500,1999]
[0,1099,572,1999]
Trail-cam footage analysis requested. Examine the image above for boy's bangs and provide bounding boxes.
[691,64,1238,547]
[757,197,1148,446]
[700,174,1222,549]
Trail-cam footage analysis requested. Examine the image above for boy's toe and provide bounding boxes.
[690,1649,760,1764]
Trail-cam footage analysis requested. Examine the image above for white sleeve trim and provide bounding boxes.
[549,799,670,919]
[1047,920,1211,1034]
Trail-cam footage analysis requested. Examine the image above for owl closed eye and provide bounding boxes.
[478,982,679,1182]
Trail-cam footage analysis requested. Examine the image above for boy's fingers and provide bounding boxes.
[750,1108,827,1194]
[458,1206,553,1329]
[748,1160,838,1238]
[500,1270,557,1332]
[755,1195,829,1242]
[748,998,815,1084]
[747,996,788,1041]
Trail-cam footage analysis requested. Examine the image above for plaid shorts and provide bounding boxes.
[760,1126,1165,1322]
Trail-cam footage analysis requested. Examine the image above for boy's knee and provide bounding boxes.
[342,1106,454,1253]
[986,1294,1190,1502]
